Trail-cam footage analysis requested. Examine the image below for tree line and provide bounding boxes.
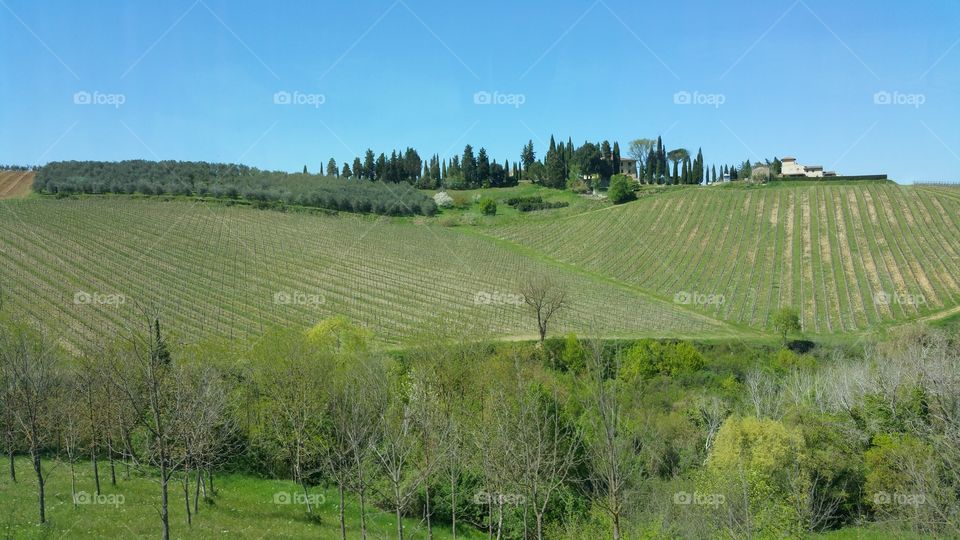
[34,160,437,216]
[320,145,519,191]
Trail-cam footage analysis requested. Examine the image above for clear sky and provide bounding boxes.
[2,0,959,182]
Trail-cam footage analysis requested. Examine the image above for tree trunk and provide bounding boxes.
[208,469,215,495]
[194,469,202,513]
[8,445,14,482]
[301,481,313,514]
[356,459,368,540]
[338,483,346,540]
[425,484,432,540]
[612,512,620,540]
[450,475,457,540]
[395,506,403,540]
[183,470,192,526]
[70,461,77,507]
[91,446,101,495]
[535,512,543,540]
[487,499,493,540]
[160,461,170,540]
[32,448,45,524]
[495,500,504,540]
[108,441,117,486]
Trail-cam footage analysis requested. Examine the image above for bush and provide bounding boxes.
[433,191,454,208]
[479,198,497,215]
[607,174,636,204]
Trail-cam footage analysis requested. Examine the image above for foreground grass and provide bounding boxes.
[0,458,482,539]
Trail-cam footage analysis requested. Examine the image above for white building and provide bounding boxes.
[781,157,837,178]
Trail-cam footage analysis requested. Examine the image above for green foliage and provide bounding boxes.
[620,340,705,382]
[35,160,437,216]
[700,416,807,537]
[772,307,801,345]
[607,174,636,204]
[478,197,497,215]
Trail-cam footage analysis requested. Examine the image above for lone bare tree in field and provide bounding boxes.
[520,275,569,344]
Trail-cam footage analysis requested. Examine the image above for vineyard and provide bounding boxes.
[0,198,722,351]
[487,182,960,334]
[0,170,33,199]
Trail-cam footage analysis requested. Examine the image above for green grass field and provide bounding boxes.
[0,458,481,539]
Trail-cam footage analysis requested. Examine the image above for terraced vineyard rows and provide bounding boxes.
[0,198,723,350]
[488,183,960,333]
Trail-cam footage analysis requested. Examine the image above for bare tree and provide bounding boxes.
[326,356,386,540]
[103,314,183,540]
[373,373,433,540]
[520,275,569,345]
[512,373,580,539]
[0,347,18,483]
[408,368,451,540]
[0,319,62,524]
[581,338,637,540]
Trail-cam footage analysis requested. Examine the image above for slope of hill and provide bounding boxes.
[487,182,960,334]
[0,170,33,199]
[0,198,724,351]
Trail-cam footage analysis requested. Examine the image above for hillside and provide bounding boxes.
[0,170,33,199]
[487,182,960,334]
[2,181,958,347]
[0,197,723,351]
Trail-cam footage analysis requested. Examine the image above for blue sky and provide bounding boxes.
[2,0,959,181]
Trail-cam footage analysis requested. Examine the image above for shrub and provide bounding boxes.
[607,174,636,204]
[479,198,497,215]
[433,191,454,208]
